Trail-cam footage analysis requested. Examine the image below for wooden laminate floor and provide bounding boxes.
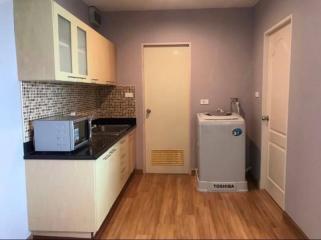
[97,174,306,239]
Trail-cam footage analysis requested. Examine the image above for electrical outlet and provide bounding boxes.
[255,91,260,98]
[200,99,209,105]
[125,92,134,98]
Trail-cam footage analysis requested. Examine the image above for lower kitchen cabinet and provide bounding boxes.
[25,131,136,238]
[95,146,118,230]
[128,130,136,174]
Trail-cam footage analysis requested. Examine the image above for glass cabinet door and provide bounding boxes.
[77,27,88,76]
[54,2,89,82]
[58,15,72,73]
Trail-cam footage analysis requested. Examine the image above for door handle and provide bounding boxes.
[146,109,151,118]
[262,115,269,121]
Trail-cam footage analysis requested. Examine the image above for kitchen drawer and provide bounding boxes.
[120,150,128,164]
[101,147,118,161]
[118,137,128,152]
[120,165,128,184]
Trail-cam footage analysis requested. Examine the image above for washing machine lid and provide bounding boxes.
[199,112,240,120]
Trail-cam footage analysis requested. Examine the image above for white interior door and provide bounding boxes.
[262,19,292,209]
[143,44,191,174]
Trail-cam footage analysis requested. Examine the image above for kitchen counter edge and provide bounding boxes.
[24,118,136,161]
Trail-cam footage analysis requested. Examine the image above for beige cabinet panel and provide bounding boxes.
[95,146,119,229]
[118,137,130,186]
[14,0,55,81]
[128,130,136,174]
[109,145,122,202]
[88,30,117,85]
[88,28,100,83]
[106,39,117,84]
[99,37,109,84]
[25,160,96,233]
[88,31,107,84]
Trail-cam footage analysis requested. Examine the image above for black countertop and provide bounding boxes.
[24,118,136,160]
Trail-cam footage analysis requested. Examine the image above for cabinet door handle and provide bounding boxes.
[103,149,116,160]
[91,78,99,81]
[103,154,111,160]
[68,76,86,80]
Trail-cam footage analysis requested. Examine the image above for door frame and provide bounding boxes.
[141,42,192,174]
[260,15,293,189]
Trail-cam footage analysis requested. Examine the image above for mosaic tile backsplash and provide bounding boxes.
[22,82,136,142]
[98,86,136,118]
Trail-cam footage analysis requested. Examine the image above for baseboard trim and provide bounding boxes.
[31,232,91,239]
[283,211,309,239]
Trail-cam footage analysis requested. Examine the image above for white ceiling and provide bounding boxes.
[83,0,259,12]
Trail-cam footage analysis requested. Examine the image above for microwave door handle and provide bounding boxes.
[88,118,92,140]
[70,121,75,151]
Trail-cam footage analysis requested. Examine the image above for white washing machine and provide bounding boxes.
[196,113,248,192]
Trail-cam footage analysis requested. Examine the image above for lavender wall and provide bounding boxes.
[253,0,321,238]
[55,0,90,25]
[101,9,254,169]
[55,0,102,34]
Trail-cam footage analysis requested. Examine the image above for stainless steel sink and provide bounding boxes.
[91,124,131,136]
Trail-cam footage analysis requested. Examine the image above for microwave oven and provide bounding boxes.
[33,115,92,152]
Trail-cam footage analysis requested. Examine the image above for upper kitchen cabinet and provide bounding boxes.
[106,39,117,84]
[14,0,117,85]
[53,3,89,82]
[88,29,117,85]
